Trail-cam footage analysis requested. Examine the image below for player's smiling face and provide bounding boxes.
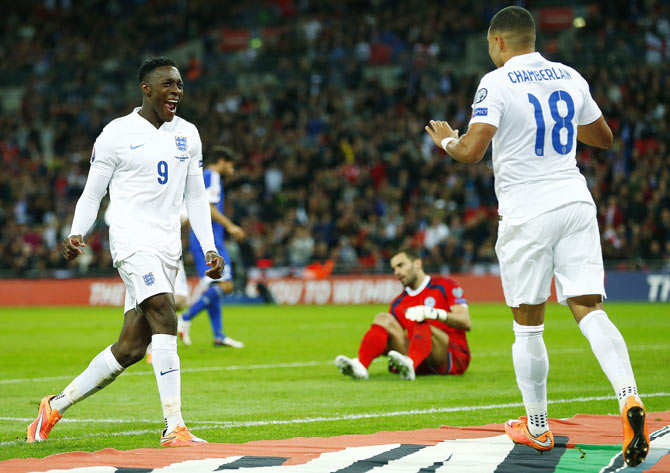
[141,66,184,126]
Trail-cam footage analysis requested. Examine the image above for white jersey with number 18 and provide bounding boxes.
[91,108,203,266]
[468,52,602,224]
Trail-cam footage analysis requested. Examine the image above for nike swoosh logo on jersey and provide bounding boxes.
[160,368,179,376]
[130,144,145,150]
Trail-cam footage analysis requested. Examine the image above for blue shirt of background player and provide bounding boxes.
[189,168,232,280]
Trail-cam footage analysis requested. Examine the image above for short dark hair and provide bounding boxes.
[489,6,535,48]
[206,145,237,164]
[393,248,421,262]
[137,56,177,83]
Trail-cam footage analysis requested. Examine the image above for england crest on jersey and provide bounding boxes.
[175,136,187,152]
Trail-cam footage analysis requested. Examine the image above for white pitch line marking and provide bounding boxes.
[0,361,330,385]
[2,392,669,447]
[1,344,664,385]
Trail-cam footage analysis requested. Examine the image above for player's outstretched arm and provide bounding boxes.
[425,121,497,164]
[577,115,613,149]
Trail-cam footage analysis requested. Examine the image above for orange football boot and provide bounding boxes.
[160,425,207,447]
[621,395,650,466]
[26,395,62,443]
[504,417,554,451]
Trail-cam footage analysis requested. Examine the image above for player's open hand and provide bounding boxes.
[205,251,225,279]
[425,120,459,148]
[406,305,449,322]
[62,235,86,261]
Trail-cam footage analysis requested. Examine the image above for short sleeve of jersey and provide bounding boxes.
[89,129,117,178]
[574,70,602,125]
[468,73,504,129]
[448,280,467,306]
[188,128,203,176]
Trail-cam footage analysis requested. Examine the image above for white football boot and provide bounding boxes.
[334,355,369,380]
[388,350,416,381]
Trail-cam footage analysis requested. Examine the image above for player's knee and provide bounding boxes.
[141,294,177,330]
[174,295,188,311]
[372,313,396,330]
[568,294,602,309]
[142,293,174,314]
[112,340,148,367]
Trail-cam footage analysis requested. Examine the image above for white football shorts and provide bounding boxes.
[174,260,189,299]
[495,201,606,307]
[117,252,179,314]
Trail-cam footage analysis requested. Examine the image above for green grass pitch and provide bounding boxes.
[1,302,668,460]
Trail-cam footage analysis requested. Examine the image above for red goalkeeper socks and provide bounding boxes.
[408,323,432,369]
[358,324,388,368]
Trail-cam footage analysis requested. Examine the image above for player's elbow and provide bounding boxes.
[462,319,472,331]
[600,128,614,149]
[467,152,486,164]
[453,148,485,165]
[459,141,488,164]
[451,306,472,331]
[579,117,613,149]
[589,128,613,149]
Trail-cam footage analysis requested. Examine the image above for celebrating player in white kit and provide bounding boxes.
[26,57,223,447]
[425,7,649,467]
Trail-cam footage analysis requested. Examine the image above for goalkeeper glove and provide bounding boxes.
[405,305,448,323]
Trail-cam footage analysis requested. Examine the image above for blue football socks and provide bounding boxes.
[182,285,225,339]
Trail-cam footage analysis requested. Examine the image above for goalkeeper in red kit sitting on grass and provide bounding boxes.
[335,249,472,380]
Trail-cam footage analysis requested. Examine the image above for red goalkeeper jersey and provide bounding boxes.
[389,275,469,351]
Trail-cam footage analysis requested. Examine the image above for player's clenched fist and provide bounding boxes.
[204,251,225,279]
[406,305,449,322]
[62,235,86,260]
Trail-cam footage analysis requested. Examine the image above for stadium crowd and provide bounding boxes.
[1,0,669,278]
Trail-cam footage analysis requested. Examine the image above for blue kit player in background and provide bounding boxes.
[178,145,245,348]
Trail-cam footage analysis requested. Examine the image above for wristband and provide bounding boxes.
[440,137,456,152]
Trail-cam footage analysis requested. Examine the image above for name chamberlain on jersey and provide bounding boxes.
[506,66,573,84]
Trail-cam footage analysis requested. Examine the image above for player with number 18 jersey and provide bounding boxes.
[468,51,606,307]
[469,52,601,225]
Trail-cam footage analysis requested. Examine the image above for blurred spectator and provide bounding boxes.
[0,1,668,277]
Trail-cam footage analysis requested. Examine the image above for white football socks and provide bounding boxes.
[151,334,184,433]
[512,321,550,436]
[50,345,124,414]
[578,310,638,412]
